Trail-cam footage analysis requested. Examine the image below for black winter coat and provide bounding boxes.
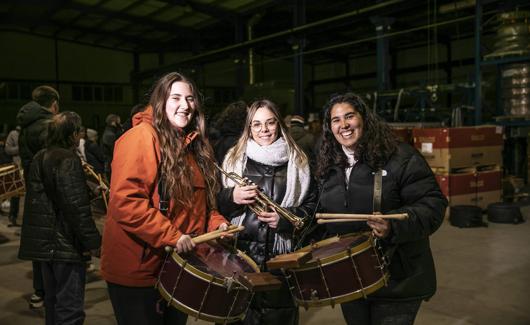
[319,143,447,301]
[16,101,54,172]
[218,158,318,270]
[18,147,101,263]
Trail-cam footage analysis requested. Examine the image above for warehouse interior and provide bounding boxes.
[1,0,530,324]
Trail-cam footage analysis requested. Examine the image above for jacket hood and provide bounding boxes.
[133,105,153,126]
[16,101,54,128]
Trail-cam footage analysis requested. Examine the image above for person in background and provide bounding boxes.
[315,93,447,325]
[17,85,60,309]
[5,126,22,226]
[212,100,248,163]
[100,72,230,325]
[288,115,315,165]
[218,99,317,325]
[101,113,122,179]
[76,126,87,162]
[18,111,101,325]
[117,103,148,138]
[85,128,106,175]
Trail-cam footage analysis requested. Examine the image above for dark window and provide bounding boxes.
[114,86,123,102]
[20,84,31,100]
[7,84,19,99]
[83,86,93,101]
[72,85,82,101]
[104,86,113,102]
[94,87,103,101]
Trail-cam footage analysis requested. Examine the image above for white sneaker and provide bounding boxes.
[29,293,44,309]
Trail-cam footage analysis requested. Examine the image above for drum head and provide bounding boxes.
[179,242,257,279]
[308,233,369,262]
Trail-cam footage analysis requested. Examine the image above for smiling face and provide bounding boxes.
[165,81,196,129]
[250,106,279,146]
[330,102,363,149]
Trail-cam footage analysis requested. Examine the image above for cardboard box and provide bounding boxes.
[448,190,502,210]
[436,168,502,210]
[413,126,504,170]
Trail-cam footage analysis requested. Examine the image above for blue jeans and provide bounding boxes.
[41,261,86,325]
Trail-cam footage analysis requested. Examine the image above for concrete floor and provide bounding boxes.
[0,204,529,325]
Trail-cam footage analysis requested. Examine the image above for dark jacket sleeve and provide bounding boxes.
[217,187,246,220]
[56,156,101,251]
[387,152,447,244]
[279,176,319,234]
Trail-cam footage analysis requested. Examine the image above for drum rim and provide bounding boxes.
[170,246,260,287]
[294,232,373,270]
[158,284,247,323]
[293,273,389,308]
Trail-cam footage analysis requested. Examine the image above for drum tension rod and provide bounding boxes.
[224,287,241,325]
[169,260,186,307]
[349,248,367,299]
[371,237,389,286]
[317,258,334,306]
[197,278,214,320]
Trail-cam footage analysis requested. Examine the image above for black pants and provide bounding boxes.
[33,261,45,297]
[107,282,188,325]
[9,196,19,222]
[233,279,298,325]
[41,261,86,325]
[341,298,422,325]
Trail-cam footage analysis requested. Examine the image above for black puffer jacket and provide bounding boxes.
[218,158,318,270]
[18,147,101,263]
[319,143,447,301]
[16,101,54,172]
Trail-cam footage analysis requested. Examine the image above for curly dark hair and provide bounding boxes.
[316,93,398,178]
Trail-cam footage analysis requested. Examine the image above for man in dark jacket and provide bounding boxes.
[18,111,101,325]
[16,85,59,309]
[101,113,122,178]
[288,115,315,165]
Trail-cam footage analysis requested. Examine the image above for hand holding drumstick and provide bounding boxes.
[316,213,408,239]
[173,224,244,253]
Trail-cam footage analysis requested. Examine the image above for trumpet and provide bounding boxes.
[82,162,109,210]
[215,163,306,230]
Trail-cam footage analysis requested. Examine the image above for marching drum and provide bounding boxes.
[268,233,388,308]
[156,241,261,323]
[0,163,25,201]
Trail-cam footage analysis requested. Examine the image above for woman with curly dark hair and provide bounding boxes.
[316,93,447,325]
[100,72,230,325]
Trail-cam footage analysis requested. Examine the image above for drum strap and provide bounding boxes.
[157,172,169,217]
[372,169,383,214]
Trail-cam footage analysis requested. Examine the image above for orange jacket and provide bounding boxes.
[100,107,227,287]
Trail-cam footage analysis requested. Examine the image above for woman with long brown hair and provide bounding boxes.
[316,93,447,325]
[218,99,317,325]
[100,72,230,325]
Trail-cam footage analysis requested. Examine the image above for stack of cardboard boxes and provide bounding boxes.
[413,126,504,210]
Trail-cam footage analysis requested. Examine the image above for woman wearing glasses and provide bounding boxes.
[217,99,317,325]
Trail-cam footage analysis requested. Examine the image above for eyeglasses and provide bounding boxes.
[250,119,278,132]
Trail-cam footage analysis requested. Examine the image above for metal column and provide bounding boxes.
[474,0,482,125]
[293,0,306,116]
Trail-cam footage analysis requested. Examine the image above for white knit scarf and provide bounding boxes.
[222,137,311,254]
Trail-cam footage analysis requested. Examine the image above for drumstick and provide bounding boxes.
[192,225,244,245]
[163,225,242,252]
[316,213,408,221]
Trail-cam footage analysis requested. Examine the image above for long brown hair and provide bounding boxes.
[224,99,308,169]
[316,93,398,178]
[150,72,219,212]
